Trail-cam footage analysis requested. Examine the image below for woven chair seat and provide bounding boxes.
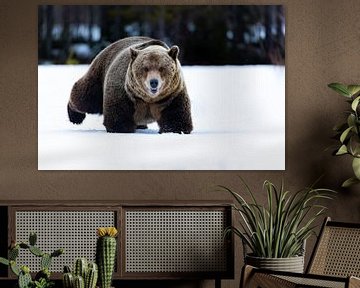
[241,218,360,288]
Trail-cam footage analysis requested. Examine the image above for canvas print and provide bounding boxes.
[38,5,285,170]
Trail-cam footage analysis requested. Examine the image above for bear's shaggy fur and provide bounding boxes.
[67,36,193,134]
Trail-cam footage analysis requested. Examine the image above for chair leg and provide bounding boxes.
[215,278,221,288]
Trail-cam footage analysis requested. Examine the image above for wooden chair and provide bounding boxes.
[241,217,360,288]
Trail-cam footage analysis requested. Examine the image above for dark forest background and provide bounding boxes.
[38,5,285,65]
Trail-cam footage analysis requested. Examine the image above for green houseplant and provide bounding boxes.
[220,178,334,272]
[328,83,360,187]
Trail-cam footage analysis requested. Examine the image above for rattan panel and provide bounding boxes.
[310,226,360,277]
[125,210,227,273]
[15,211,115,272]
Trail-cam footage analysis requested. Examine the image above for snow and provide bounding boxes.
[38,65,285,170]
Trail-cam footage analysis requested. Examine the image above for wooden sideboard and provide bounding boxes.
[0,201,234,288]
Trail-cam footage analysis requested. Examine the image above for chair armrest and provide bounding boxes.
[240,265,255,288]
[349,276,360,288]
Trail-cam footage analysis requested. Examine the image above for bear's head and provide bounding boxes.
[125,45,183,103]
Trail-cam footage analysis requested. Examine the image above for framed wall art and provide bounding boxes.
[38,5,285,170]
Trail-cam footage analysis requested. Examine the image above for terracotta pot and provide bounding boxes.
[245,254,305,273]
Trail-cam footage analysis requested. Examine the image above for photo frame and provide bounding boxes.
[38,5,285,170]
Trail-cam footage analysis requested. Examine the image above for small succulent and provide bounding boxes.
[33,278,54,288]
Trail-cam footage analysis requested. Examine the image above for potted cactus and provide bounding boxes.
[0,232,64,288]
[96,227,118,288]
[62,258,98,288]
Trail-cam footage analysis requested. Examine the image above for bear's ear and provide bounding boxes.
[130,48,139,61]
[168,45,179,60]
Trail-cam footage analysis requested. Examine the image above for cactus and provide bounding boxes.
[62,265,74,288]
[51,248,64,257]
[29,245,44,257]
[35,268,50,281]
[0,232,64,288]
[63,259,98,288]
[64,265,72,273]
[63,272,74,288]
[29,232,37,246]
[9,246,19,260]
[41,253,52,270]
[96,227,118,288]
[18,269,32,288]
[74,258,88,279]
[18,266,31,288]
[85,263,98,288]
[74,275,85,288]
[19,243,30,249]
[10,260,20,276]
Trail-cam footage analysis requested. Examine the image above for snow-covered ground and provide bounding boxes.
[38,65,285,170]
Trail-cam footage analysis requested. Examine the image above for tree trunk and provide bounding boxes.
[45,5,54,60]
[62,6,71,63]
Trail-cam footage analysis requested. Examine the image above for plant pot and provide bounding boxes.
[245,254,305,273]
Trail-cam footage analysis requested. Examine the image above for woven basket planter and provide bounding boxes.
[245,254,305,273]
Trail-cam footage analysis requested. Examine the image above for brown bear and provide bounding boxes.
[67,36,193,134]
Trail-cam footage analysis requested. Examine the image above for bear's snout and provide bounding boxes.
[145,73,163,96]
[150,79,159,94]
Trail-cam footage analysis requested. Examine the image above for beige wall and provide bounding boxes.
[1,1,360,287]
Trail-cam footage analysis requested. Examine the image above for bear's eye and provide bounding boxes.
[143,67,149,73]
[159,67,164,73]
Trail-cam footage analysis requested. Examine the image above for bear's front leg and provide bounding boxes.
[158,93,193,134]
[103,89,136,133]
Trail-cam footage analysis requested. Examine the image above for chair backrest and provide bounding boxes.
[307,217,360,277]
